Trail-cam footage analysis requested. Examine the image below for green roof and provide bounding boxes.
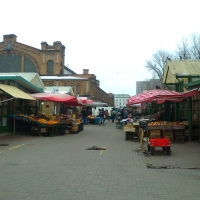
[0,73,44,93]
[163,60,200,84]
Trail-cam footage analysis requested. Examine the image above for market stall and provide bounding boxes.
[147,121,187,141]
[8,92,97,135]
[9,113,83,136]
[126,89,198,142]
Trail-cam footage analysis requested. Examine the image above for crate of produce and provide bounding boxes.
[139,121,148,126]
[162,125,173,130]
[116,122,123,129]
[173,125,185,130]
[148,125,161,130]
[149,130,161,139]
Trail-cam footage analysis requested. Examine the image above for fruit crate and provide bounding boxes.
[148,125,161,130]
[116,122,123,129]
[162,125,173,130]
[173,125,185,130]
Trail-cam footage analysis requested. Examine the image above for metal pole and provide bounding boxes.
[14,98,16,135]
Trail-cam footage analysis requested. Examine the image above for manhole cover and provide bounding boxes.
[86,146,106,150]
[0,144,9,146]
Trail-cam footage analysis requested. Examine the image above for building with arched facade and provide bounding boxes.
[0,34,114,106]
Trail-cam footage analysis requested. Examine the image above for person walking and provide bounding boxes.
[117,110,121,122]
[99,108,105,126]
[81,108,88,125]
[121,109,124,120]
[111,109,116,123]
[124,109,128,119]
[105,110,109,121]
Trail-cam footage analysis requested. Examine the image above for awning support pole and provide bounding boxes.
[14,98,16,135]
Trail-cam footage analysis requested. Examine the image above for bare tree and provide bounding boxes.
[145,50,174,81]
[190,33,200,59]
[175,36,191,60]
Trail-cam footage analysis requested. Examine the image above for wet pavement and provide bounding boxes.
[0,121,200,200]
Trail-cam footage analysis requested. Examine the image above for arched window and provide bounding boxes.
[47,60,54,74]
[76,85,81,94]
[24,57,36,72]
[0,53,21,72]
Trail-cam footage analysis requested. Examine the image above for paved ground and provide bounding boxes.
[0,120,200,200]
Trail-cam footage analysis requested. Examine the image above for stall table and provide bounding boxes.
[38,124,60,137]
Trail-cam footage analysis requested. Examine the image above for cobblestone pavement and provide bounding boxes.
[0,121,200,200]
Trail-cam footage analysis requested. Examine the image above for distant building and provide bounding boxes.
[114,94,130,108]
[136,79,165,94]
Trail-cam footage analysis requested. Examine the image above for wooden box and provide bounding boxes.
[149,130,161,139]
[148,125,161,130]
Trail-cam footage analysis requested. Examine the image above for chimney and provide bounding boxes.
[41,41,48,50]
[3,34,17,43]
[83,69,89,74]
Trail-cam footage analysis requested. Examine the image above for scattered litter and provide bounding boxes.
[134,148,150,156]
[86,145,106,150]
[146,163,200,170]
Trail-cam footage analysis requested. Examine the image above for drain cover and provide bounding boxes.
[86,145,106,150]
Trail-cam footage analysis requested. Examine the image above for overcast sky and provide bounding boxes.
[1,0,200,96]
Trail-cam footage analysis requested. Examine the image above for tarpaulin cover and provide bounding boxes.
[126,89,199,106]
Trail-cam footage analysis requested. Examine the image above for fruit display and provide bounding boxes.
[148,121,185,130]
[73,119,81,123]
[16,113,77,125]
[87,115,94,119]
[123,124,135,132]
[37,118,59,125]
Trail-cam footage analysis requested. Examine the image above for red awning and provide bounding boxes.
[183,88,199,98]
[29,93,81,105]
[29,93,94,106]
[126,89,199,106]
[78,97,93,105]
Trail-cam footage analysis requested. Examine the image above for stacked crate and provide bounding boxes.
[148,125,161,139]
[162,125,173,141]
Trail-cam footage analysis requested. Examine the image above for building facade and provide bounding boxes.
[0,34,114,106]
[114,94,130,108]
[136,79,166,94]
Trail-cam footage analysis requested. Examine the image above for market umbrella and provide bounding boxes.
[126,88,198,106]
[83,101,108,107]
[78,97,93,105]
[29,93,80,104]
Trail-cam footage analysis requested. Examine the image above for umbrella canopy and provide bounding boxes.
[78,97,93,105]
[29,93,80,104]
[126,89,198,106]
[83,101,108,107]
